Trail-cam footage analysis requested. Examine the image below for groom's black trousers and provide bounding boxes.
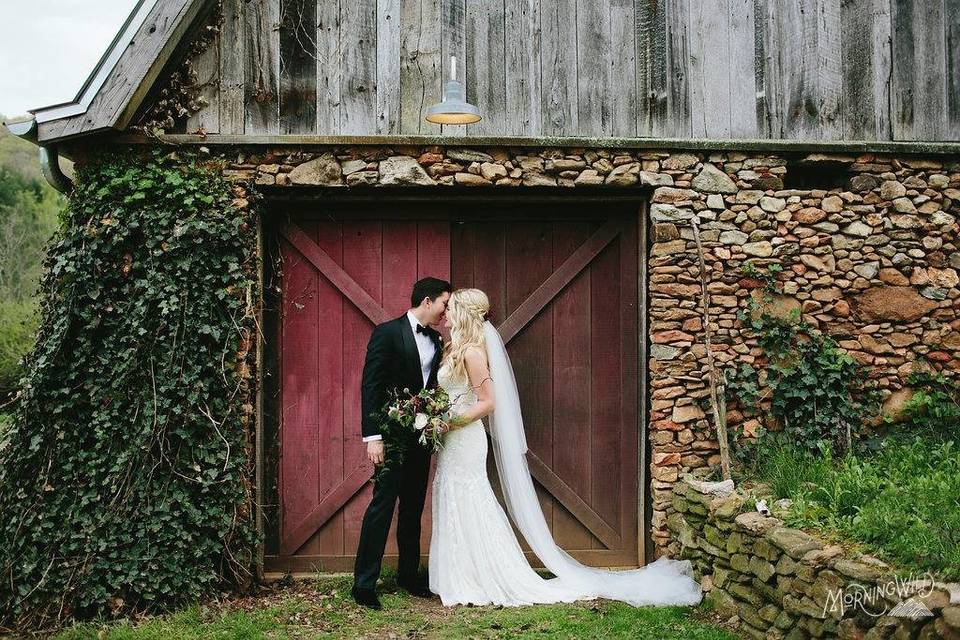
[353,436,432,590]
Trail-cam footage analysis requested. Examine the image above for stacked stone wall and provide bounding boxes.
[669,476,960,640]
[202,144,959,556]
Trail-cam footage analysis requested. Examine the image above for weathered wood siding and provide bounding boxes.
[183,0,960,141]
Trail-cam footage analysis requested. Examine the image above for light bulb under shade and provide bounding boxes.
[425,79,482,125]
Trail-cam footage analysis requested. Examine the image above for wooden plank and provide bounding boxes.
[316,0,342,134]
[635,204,647,565]
[499,219,624,345]
[504,220,555,543]
[664,0,691,137]
[815,0,843,139]
[728,0,758,137]
[417,221,452,284]
[313,221,345,557]
[541,0,578,135]
[219,0,245,135]
[280,223,390,325]
[440,0,468,135]
[620,213,639,564]
[465,0,507,136]
[341,220,386,556]
[244,0,281,134]
[551,222,594,549]
[949,0,960,140]
[688,0,731,138]
[279,0,318,134]
[576,0,611,136]
[891,0,948,140]
[762,0,811,138]
[377,0,402,134]
[840,0,891,139]
[382,222,419,317]
[610,0,638,137]
[648,0,670,136]
[185,21,220,135]
[504,0,542,135]
[279,230,320,552]
[450,222,475,294]
[400,0,442,133]
[591,239,622,532]
[472,223,507,327]
[634,0,653,136]
[341,0,379,134]
[753,0,768,136]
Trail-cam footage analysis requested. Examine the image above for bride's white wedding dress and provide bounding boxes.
[428,321,703,608]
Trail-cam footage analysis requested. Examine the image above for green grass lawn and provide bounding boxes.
[53,572,737,640]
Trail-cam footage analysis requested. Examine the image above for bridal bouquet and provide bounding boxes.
[370,387,452,483]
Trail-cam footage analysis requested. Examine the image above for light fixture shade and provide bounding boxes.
[425,79,482,125]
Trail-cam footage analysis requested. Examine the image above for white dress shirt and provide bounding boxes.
[362,310,438,443]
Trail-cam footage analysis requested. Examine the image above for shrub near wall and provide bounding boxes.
[0,149,260,631]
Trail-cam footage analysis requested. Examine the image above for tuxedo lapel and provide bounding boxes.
[398,314,423,391]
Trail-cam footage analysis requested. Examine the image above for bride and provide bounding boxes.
[428,288,703,607]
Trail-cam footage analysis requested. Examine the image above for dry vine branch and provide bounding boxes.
[690,215,731,481]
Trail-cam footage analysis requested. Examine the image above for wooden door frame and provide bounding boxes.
[256,188,652,574]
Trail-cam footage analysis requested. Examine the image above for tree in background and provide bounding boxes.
[0,119,62,401]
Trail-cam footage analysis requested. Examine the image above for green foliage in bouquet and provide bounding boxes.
[0,148,260,631]
[370,387,451,484]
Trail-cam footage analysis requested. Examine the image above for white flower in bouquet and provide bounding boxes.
[387,405,401,420]
[414,413,429,431]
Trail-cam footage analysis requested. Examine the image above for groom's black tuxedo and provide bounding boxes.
[360,314,442,439]
[354,313,441,591]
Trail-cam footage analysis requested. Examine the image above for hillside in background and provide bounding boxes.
[0,117,62,401]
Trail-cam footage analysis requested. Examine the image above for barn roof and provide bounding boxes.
[4,0,960,154]
[14,0,210,145]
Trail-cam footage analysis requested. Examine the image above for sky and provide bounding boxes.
[0,0,140,118]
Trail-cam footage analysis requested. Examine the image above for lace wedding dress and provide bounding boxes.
[428,323,704,608]
[428,361,584,606]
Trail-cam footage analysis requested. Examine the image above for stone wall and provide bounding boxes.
[669,476,960,640]
[200,143,959,556]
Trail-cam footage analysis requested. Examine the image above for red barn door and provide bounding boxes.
[273,216,449,570]
[268,203,638,572]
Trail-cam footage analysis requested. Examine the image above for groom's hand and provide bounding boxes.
[367,440,385,465]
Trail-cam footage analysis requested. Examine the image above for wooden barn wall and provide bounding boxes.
[183,0,960,141]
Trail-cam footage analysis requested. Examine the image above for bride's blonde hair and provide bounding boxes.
[443,288,489,383]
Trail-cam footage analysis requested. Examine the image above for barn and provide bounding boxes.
[5,0,959,589]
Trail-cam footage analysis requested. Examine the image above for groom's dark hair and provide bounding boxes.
[411,277,452,308]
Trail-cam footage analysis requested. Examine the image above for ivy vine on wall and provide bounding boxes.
[0,148,261,631]
[727,264,881,457]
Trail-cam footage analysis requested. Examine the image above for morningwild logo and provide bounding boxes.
[821,572,939,619]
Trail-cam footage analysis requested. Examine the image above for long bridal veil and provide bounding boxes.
[481,321,703,606]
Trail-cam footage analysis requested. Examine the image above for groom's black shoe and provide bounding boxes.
[397,576,432,598]
[351,586,382,610]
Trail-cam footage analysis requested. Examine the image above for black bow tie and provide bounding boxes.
[416,323,440,339]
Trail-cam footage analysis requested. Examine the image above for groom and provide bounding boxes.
[351,276,452,609]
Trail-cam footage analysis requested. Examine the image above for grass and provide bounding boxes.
[52,572,736,640]
[747,435,960,580]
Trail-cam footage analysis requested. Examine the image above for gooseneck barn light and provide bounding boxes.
[426,55,482,125]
